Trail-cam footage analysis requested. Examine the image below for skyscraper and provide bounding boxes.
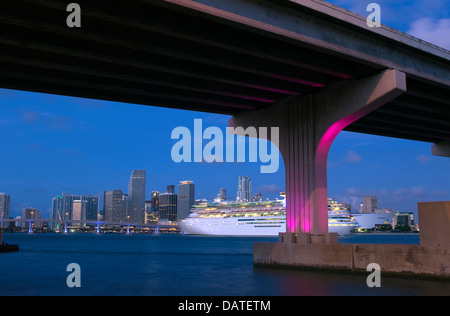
[51,195,63,231]
[127,169,146,223]
[159,185,177,222]
[237,176,252,202]
[0,193,11,229]
[177,181,195,221]
[362,195,378,213]
[84,195,99,221]
[103,189,126,222]
[167,185,175,194]
[150,191,160,212]
[216,187,227,202]
[72,200,86,228]
[253,192,264,201]
[60,193,80,221]
[23,207,41,229]
[52,193,99,222]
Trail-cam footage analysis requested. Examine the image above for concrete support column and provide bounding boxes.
[418,201,450,247]
[230,69,406,243]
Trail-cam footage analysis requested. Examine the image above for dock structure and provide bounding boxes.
[0,228,19,252]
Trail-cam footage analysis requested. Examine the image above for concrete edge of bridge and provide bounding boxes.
[253,242,450,280]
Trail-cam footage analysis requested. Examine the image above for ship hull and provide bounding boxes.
[180,216,355,236]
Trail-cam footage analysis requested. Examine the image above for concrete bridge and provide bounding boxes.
[1,0,449,278]
[0,218,177,234]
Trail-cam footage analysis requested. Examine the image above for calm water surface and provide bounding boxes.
[1,233,449,296]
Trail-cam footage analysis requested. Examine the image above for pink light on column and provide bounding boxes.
[301,218,310,233]
[313,117,359,235]
[317,119,351,158]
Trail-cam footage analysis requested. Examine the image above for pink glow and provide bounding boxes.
[287,218,298,233]
[301,219,311,233]
[269,74,326,88]
[245,85,300,96]
[226,94,275,103]
[244,97,275,103]
[286,192,314,234]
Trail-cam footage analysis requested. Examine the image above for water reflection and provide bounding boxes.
[253,266,450,296]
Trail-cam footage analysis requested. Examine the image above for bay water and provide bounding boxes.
[1,233,449,296]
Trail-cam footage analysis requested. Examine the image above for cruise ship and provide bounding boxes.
[180,197,358,236]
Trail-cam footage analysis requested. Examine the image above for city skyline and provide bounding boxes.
[0,0,449,219]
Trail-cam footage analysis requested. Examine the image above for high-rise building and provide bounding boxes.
[216,188,227,202]
[52,195,63,220]
[61,193,80,220]
[103,189,126,222]
[167,185,175,194]
[395,212,415,227]
[23,207,40,219]
[52,193,99,223]
[150,191,160,212]
[72,200,87,227]
[23,207,41,229]
[253,192,263,202]
[84,195,99,221]
[362,195,378,213]
[237,176,252,202]
[127,169,146,224]
[0,193,11,229]
[341,202,352,213]
[51,195,64,231]
[177,181,195,221]
[159,186,177,222]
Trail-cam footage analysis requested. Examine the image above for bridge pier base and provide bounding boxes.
[255,201,450,279]
[279,232,338,245]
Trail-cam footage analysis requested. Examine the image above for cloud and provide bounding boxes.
[343,149,362,163]
[339,185,441,211]
[393,188,409,198]
[378,189,389,198]
[410,185,428,197]
[415,154,434,164]
[20,109,74,131]
[21,110,42,124]
[408,17,450,49]
[431,189,449,196]
[345,187,365,198]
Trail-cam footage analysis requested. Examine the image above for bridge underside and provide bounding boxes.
[2,0,450,278]
[1,0,449,144]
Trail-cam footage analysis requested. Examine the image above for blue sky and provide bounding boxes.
[0,0,449,219]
